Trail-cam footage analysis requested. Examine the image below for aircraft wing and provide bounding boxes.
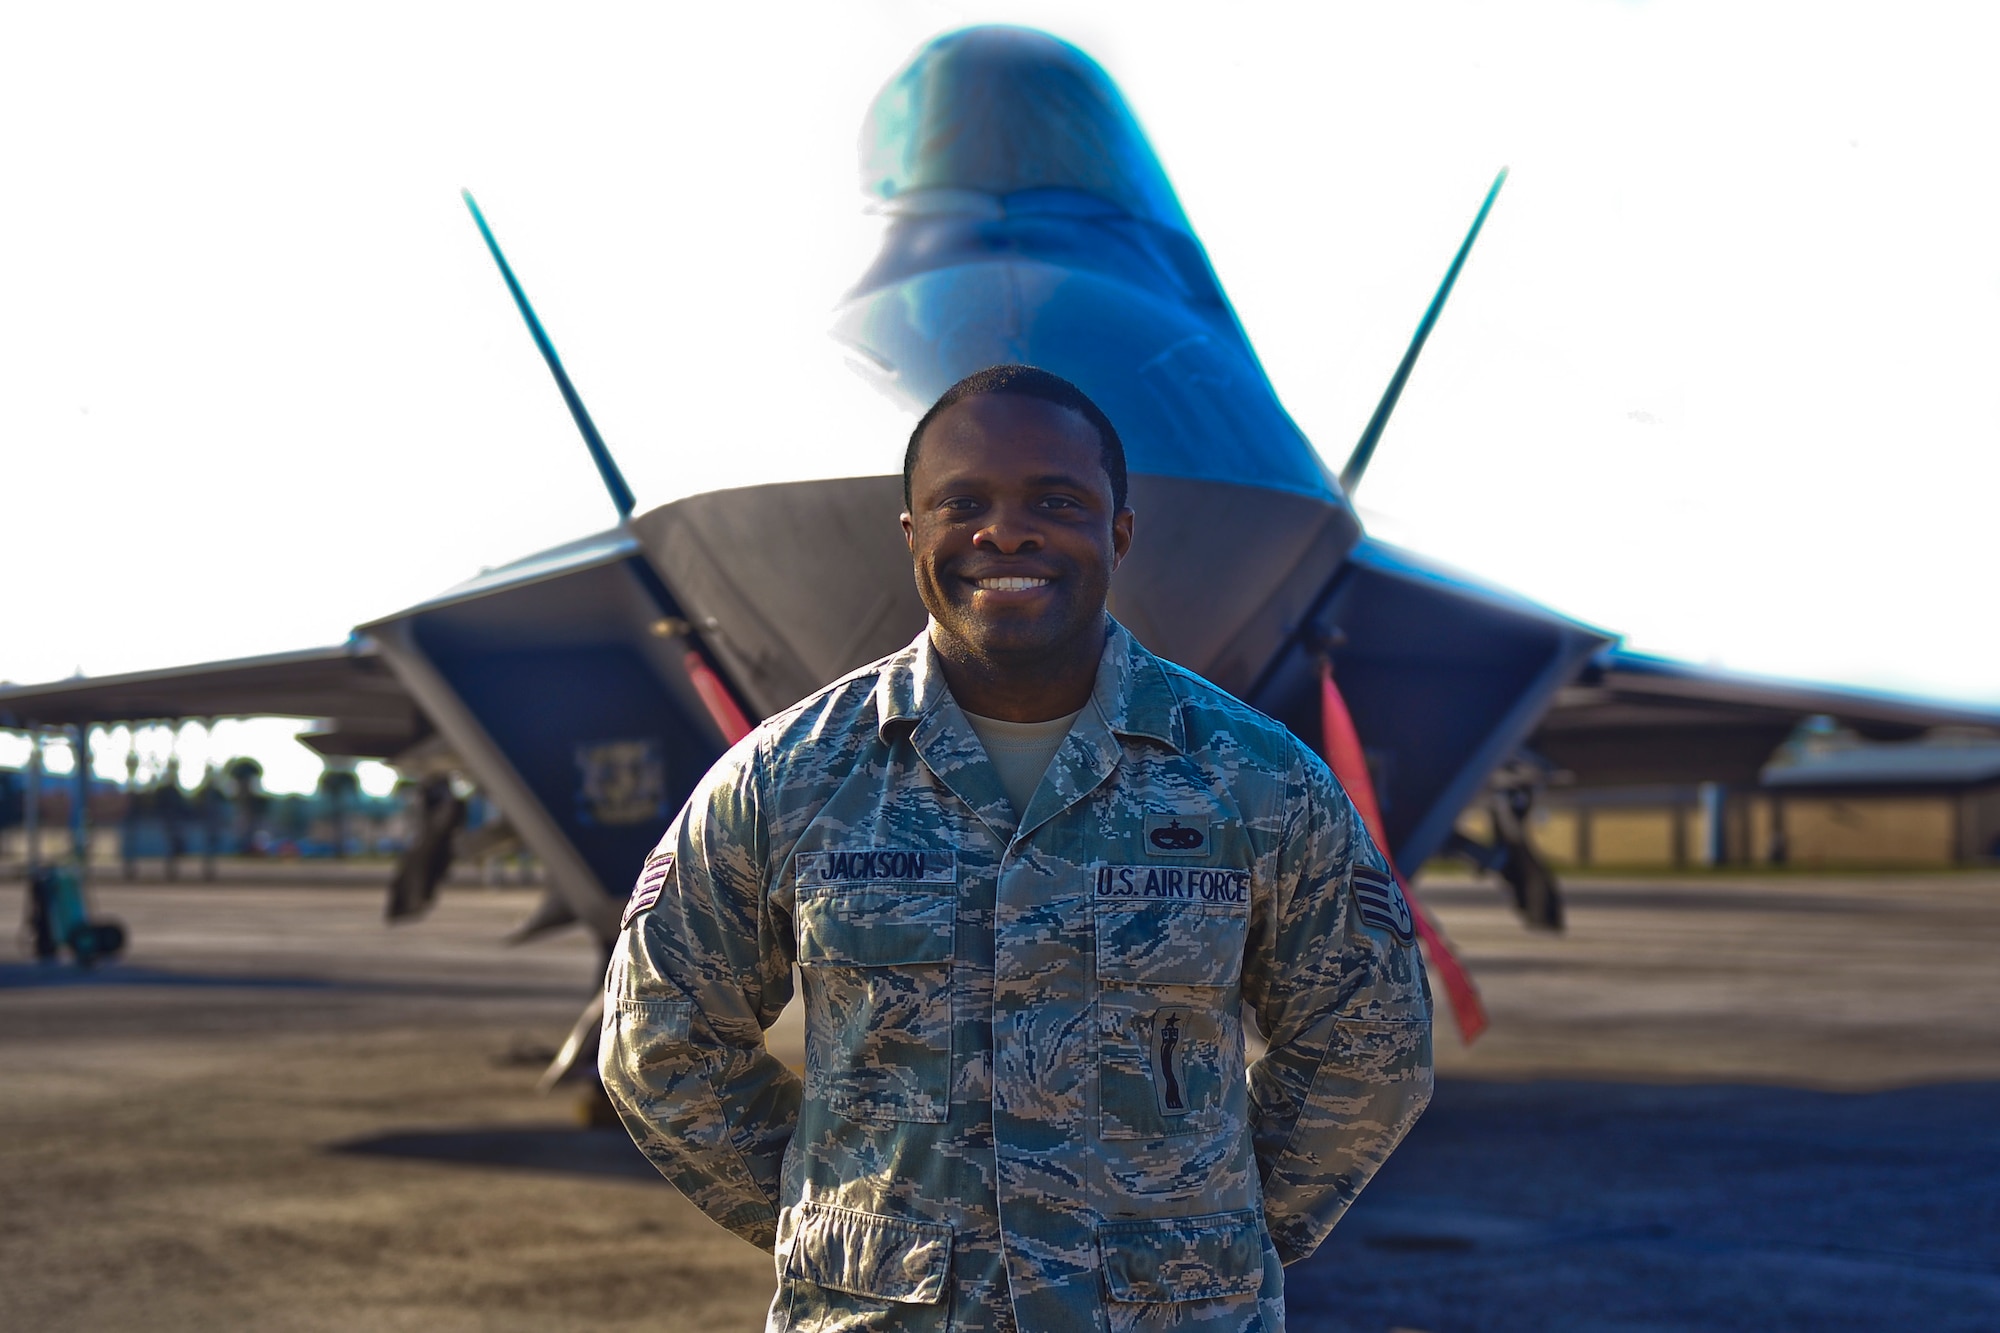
[1529,648,2000,789]
[0,640,427,759]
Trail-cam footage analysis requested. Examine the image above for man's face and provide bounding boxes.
[902,394,1134,666]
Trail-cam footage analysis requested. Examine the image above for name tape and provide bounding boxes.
[796,849,957,887]
[1095,864,1250,906]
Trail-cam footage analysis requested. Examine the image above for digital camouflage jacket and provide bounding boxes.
[602,622,1433,1332]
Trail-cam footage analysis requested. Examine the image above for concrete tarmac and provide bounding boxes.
[1301,874,2000,1332]
[2,870,1995,1330]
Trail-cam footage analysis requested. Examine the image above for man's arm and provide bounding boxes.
[600,740,801,1252]
[1243,754,1434,1266]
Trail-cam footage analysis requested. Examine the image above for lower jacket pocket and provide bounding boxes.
[1097,1209,1266,1304]
[779,1200,953,1304]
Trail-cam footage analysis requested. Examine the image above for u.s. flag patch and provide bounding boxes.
[622,852,673,929]
[1352,865,1415,943]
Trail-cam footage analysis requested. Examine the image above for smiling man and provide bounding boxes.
[602,365,1433,1332]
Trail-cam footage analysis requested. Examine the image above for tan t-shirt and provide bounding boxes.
[961,707,1086,817]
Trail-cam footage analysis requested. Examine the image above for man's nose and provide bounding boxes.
[972,508,1042,553]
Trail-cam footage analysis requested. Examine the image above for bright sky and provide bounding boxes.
[2,2,1995,793]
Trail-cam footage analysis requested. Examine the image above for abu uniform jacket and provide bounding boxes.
[602,622,1433,1331]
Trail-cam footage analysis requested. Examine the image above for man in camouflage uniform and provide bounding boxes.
[602,365,1432,1331]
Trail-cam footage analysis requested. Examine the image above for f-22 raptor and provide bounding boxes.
[7,27,1995,1059]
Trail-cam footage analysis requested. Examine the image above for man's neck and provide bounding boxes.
[928,618,1108,722]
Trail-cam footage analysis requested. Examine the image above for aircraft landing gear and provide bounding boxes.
[1446,765,1566,932]
[1488,783,1564,931]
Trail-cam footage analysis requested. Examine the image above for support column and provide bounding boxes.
[71,724,91,875]
[122,733,140,881]
[201,720,218,882]
[24,730,42,876]
[1699,782,1726,867]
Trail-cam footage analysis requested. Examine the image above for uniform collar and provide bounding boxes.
[1087,619,1186,754]
[875,618,1184,754]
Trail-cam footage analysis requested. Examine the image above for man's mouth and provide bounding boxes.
[972,577,1052,592]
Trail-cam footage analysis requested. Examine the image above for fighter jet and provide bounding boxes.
[6,27,1997,1057]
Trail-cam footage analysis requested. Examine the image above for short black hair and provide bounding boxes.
[903,365,1128,512]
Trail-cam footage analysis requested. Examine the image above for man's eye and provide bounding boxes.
[940,497,981,513]
[1040,495,1080,510]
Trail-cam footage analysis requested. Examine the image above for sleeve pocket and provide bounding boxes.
[1097,1209,1266,1303]
[607,998,695,1070]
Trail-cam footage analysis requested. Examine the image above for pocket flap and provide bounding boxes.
[607,997,692,1049]
[1097,1209,1265,1304]
[780,1201,952,1304]
[797,890,955,966]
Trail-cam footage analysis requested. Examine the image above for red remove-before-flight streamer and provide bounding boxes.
[1319,657,1489,1044]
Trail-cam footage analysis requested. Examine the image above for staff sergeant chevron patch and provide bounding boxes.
[1353,865,1415,942]
[622,852,672,929]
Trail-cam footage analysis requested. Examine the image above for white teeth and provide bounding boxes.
[976,577,1050,592]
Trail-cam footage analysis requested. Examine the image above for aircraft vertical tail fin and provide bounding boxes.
[460,190,638,520]
[1338,169,1508,496]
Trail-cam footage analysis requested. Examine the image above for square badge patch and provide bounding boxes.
[1143,813,1211,857]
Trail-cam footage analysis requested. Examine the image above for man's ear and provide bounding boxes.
[1110,507,1135,570]
[900,511,916,553]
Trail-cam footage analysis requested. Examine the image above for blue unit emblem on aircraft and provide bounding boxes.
[573,740,668,827]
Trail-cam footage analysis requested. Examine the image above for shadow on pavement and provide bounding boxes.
[0,961,589,1001]
[332,1126,658,1182]
[0,962,338,990]
[1293,1076,2000,1332]
[326,1079,2000,1330]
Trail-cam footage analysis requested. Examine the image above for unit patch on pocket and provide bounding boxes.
[1152,1008,1191,1115]
[622,852,672,929]
[1144,813,1210,857]
[1352,865,1415,942]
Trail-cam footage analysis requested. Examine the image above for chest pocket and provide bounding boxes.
[1092,865,1251,986]
[1093,866,1250,1151]
[795,851,957,1126]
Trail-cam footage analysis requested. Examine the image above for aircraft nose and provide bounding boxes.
[862,25,1189,233]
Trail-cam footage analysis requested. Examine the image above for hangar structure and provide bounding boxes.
[1514,653,2000,869]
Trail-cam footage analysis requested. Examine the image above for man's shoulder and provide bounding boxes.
[734,650,900,780]
[1141,654,1362,862]
[1149,655,1317,777]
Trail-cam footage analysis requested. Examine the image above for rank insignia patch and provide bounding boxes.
[1144,813,1209,857]
[623,852,672,929]
[1352,865,1415,942]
